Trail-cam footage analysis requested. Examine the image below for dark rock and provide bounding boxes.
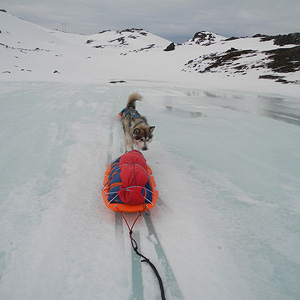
[191,31,217,45]
[117,28,147,36]
[253,33,267,38]
[226,47,238,52]
[260,32,300,46]
[120,44,155,55]
[275,78,289,84]
[259,74,285,80]
[225,37,239,41]
[109,80,126,84]
[273,33,300,46]
[109,37,128,45]
[202,49,256,72]
[263,45,300,73]
[164,43,175,51]
[98,30,111,34]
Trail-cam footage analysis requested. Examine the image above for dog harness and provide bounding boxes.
[120,108,142,128]
[120,108,140,119]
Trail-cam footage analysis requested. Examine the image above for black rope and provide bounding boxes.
[131,240,166,300]
[116,207,166,300]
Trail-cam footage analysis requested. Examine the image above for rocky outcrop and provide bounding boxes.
[182,39,300,84]
[185,31,224,46]
[259,32,300,46]
[164,42,175,51]
[263,45,300,73]
[183,48,257,74]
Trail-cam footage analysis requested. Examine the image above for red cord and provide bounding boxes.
[114,206,147,250]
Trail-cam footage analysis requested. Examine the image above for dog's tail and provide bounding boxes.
[126,93,142,109]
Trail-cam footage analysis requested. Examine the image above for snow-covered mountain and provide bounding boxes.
[86,28,168,49]
[183,31,226,46]
[0,10,300,93]
[181,32,300,84]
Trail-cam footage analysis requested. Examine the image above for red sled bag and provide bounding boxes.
[102,150,158,213]
[118,150,148,205]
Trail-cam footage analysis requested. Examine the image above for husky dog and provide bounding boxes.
[121,93,155,151]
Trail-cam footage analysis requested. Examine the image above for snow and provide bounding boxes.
[1,12,300,300]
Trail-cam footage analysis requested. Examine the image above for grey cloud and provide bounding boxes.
[1,0,300,43]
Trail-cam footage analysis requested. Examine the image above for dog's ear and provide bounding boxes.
[133,128,140,135]
[149,126,155,133]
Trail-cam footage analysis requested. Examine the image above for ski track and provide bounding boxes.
[1,82,300,300]
[110,107,184,300]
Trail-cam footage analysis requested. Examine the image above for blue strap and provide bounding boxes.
[121,108,140,118]
[120,108,127,116]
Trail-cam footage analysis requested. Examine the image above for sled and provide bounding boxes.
[102,150,158,213]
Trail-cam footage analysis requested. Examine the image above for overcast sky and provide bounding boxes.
[2,0,300,43]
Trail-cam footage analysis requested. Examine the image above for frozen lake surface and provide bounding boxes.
[1,82,299,300]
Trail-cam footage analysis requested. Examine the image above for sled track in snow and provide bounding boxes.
[107,116,145,299]
[142,213,183,299]
[106,110,183,299]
